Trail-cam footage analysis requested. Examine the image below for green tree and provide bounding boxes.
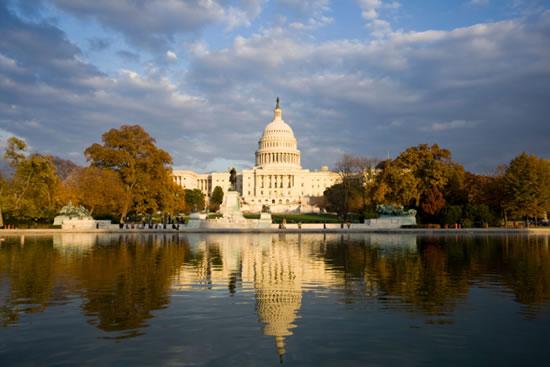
[184,189,205,213]
[84,125,176,222]
[502,153,550,223]
[333,154,380,220]
[323,182,363,218]
[210,186,224,212]
[440,205,462,226]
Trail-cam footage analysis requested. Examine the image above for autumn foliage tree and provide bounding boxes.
[84,125,180,222]
[61,167,125,218]
[0,137,60,223]
[372,160,419,208]
[502,153,550,223]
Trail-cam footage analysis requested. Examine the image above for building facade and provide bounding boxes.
[173,99,339,212]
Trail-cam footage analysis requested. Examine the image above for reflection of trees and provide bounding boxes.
[1,232,549,345]
[0,234,190,336]
[499,235,550,315]
[323,235,550,317]
[76,235,189,337]
[0,236,66,325]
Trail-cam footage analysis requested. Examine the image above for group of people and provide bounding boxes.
[118,223,182,230]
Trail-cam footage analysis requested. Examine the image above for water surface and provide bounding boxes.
[1,233,549,366]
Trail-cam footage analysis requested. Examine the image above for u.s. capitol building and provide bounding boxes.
[173,99,339,212]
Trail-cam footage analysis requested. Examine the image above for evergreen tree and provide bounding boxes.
[210,186,224,212]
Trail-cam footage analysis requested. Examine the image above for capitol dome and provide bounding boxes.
[255,98,301,169]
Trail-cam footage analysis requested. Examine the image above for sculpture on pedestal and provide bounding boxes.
[229,168,237,191]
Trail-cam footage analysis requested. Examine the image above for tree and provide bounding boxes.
[440,205,462,226]
[334,154,380,220]
[463,171,505,225]
[394,144,453,191]
[184,189,205,213]
[1,137,60,222]
[161,180,186,217]
[373,160,419,207]
[84,125,176,222]
[62,167,125,218]
[502,153,550,223]
[393,144,459,220]
[323,182,363,218]
[210,186,224,212]
[421,186,445,217]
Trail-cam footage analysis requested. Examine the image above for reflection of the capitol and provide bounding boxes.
[48,231,419,355]
[5,233,550,360]
[173,233,417,360]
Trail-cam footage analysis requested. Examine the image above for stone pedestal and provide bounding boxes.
[259,212,273,228]
[187,212,207,228]
[364,215,416,228]
[220,191,245,222]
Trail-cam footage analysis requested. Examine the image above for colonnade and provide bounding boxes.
[256,152,300,166]
[198,178,209,192]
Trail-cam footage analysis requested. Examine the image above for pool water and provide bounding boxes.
[1,233,549,366]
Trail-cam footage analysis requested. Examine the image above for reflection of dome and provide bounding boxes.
[255,98,301,169]
[254,241,303,360]
[256,287,301,358]
[173,234,345,360]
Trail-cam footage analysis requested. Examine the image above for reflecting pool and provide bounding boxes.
[1,233,549,366]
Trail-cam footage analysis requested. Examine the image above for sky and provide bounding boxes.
[0,0,549,174]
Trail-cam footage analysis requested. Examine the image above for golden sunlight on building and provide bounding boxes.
[172,99,340,213]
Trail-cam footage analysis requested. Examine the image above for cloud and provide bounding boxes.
[1,2,549,173]
[165,50,178,61]
[356,0,400,37]
[425,120,478,132]
[185,13,550,169]
[278,0,330,14]
[48,0,264,50]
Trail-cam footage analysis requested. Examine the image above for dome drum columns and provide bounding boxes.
[256,152,300,166]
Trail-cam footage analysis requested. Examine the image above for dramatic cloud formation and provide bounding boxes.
[0,0,549,173]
